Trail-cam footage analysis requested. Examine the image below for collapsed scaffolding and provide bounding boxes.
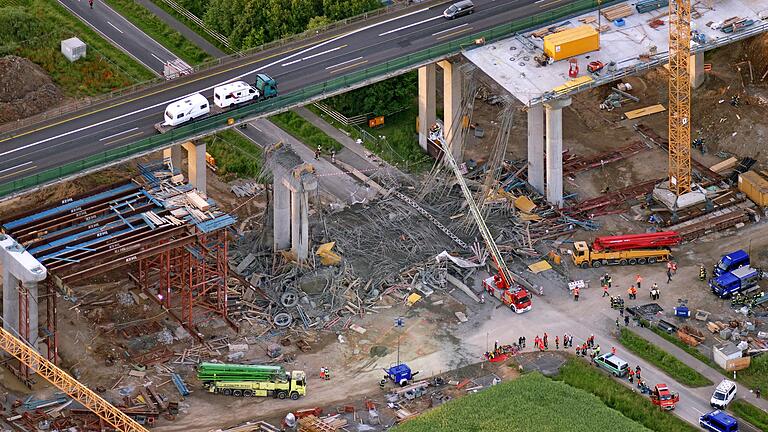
[0,161,237,383]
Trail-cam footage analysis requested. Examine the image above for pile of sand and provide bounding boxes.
[0,55,62,123]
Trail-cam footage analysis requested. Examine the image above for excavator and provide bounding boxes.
[0,326,148,432]
[429,127,532,313]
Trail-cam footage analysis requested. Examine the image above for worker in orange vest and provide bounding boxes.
[573,286,580,302]
[602,284,609,297]
[635,274,643,290]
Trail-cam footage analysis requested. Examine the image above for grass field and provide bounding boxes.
[202,129,264,180]
[270,111,342,153]
[0,0,154,96]
[104,0,212,65]
[361,105,432,173]
[619,328,713,387]
[554,358,699,432]
[392,371,651,432]
[731,399,768,431]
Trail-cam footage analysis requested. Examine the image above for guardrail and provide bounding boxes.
[0,0,615,199]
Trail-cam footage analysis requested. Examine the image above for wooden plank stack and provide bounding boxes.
[601,3,634,21]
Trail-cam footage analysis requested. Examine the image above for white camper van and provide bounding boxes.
[163,93,209,127]
[213,81,258,108]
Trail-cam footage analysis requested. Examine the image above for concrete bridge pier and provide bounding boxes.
[181,141,207,196]
[163,145,183,174]
[418,60,465,161]
[544,97,572,208]
[527,104,545,195]
[0,235,47,349]
[268,144,318,262]
[690,51,705,89]
[418,64,436,153]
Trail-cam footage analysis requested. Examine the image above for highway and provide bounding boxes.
[57,0,180,75]
[0,0,575,186]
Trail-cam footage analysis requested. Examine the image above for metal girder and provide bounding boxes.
[61,232,196,282]
[668,0,692,196]
[45,226,155,272]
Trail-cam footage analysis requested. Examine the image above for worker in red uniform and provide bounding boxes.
[628,368,635,383]
[543,333,548,349]
[573,286,580,302]
[602,284,609,297]
[555,336,560,349]
[611,346,616,355]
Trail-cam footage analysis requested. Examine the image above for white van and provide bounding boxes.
[213,81,258,108]
[163,93,209,127]
[710,379,737,409]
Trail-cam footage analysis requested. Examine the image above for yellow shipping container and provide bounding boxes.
[738,171,768,207]
[543,25,600,61]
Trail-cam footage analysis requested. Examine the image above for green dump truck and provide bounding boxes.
[196,362,306,399]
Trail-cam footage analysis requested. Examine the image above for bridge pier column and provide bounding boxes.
[418,64,436,152]
[0,235,46,350]
[290,190,310,262]
[273,179,291,251]
[690,51,705,89]
[527,104,545,195]
[182,141,207,196]
[438,60,464,163]
[545,97,571,208]
[163,145,183,173]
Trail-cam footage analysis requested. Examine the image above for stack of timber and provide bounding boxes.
[601,3,634,21]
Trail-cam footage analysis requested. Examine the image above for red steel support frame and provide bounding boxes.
[136,229,234,341]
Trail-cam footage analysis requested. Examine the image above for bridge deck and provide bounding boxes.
[464,0,768,105]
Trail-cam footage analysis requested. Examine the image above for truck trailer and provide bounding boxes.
[572,231,681,268]
[197,362,306,399]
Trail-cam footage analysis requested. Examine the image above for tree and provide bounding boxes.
[325,71,418,116]
[307,15,331,31]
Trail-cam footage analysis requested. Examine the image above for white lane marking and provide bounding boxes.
[535,0,548,3]
[281,45,346,66]
[325,56,363,70]
[150,53,164,63]
[0,161,33,174]
[378,15,443,36]
[98,127,139,141]
[1,5,439,158]
[432,23,467,36]
[106,21,124,34]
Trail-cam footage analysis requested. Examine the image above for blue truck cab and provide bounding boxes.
[713,250,749,277]
[710,265,761,298]
[700,410,738,432]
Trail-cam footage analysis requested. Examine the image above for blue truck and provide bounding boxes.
[713,250,749,277]
[383,363,419,387]
[699,410,738,432]
[710,266,761,298]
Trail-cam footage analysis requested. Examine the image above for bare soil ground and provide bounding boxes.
[0,56,63,124]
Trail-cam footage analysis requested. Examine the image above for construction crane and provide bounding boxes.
[429,128,532,313]
[668,0,692,196]
[0,326,149,432]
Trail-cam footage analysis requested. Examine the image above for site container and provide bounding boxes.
[738,170,768,207]
[543,25,600,61]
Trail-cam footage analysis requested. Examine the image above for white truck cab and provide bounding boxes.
[710,379,737,409]
[213,81,258,108]
[163,93,209,127]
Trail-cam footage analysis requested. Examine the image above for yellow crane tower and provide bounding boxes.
[668,0,693,196]
[0,326,149,432]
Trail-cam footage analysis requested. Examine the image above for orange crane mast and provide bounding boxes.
[668,0,693,196]
[0,326,149,432]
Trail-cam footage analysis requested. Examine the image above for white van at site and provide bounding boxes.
[213,81,258,108]
[163,93,209,127]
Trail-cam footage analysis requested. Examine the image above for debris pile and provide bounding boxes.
[0,55,63,123]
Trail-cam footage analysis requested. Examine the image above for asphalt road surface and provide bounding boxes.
[1,0,576,186]
[57,0,179,74]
